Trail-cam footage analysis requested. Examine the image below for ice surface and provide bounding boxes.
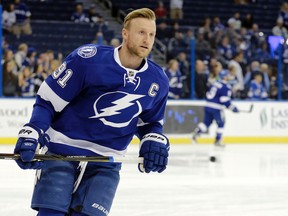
[1,144,288,216]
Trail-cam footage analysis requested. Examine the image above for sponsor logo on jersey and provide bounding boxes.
[77,46,97,58]
[89,91,145,128]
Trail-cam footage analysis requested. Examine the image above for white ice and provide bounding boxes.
[1,143,288,216]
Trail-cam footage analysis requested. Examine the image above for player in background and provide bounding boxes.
[13,8,170,216]
[192,69,239,147]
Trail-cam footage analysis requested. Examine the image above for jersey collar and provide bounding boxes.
[113,46,148,73]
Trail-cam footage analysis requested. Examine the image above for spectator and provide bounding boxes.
[253,41,272,63]
[247,73,268,100]
[88,4,102,24]
[184,28,195,46]
[169,0,183,19]
[244,60,260,87]
[2,60,19,96]
[154,1,167,19]
[228,51,245,91]
[14,43,28,71]
[249,23,265,52]
[88,4,108,31]
[2,3,16,36]
[195,59,208,99]
[259,63,271,91]
[272,17,288,38]
[241,13,254,29]
[110,38,121,48]
[212,16,225,33]
[198,17,213,41]
[217,35,236,63]
[91,31,108,45]
[18,66,35,97]
[195,28,213,60]
[2,49,18,75]
[23,47,37,71]
[32,63,48,94]
[47,59,62,75]
[164,59,183,99]
[228,64,242,98]
[278,2,288,29]
[12,0,32,38]
[167,31,187,60]
[156,21,172,43]
[71,3,89,23]
[170,21,182,37]
[227,12,242,31]
[177,51,190,97]
[225,17,240,44]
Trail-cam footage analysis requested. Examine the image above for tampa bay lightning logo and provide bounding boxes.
[77,46,97,58]
[89,91,145,128]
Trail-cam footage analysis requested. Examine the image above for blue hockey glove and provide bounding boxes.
[14,123,50,169]
[229,105,239,113]
[138,133,170,173]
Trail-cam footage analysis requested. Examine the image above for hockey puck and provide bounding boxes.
[210,156,216,162]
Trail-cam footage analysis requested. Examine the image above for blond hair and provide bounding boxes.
[123,8,156,29]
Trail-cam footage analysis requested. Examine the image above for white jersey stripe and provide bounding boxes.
[46,127,127,157]
[37,81,69,112]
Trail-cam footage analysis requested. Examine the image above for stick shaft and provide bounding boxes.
[0,153,143,163]
[239,104,253,113]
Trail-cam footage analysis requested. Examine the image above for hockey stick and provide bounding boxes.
[0,153,143,164]
[239,104,254,113]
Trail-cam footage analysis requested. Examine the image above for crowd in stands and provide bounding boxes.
[1,0,113,98]
[160,0,288,100]
[2,0,288,101]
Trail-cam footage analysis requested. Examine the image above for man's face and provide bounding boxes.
[123,18,156,58]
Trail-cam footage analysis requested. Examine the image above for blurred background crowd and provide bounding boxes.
[2,0,288,101]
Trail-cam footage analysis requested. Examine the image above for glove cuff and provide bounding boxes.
[18,123,42,140]
[140,133,168,148]
[228,104,237,111]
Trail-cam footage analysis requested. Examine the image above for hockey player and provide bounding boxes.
[192,69,239,147]
[13,8,170,216]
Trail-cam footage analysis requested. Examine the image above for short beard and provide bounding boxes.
[127,43,149,59]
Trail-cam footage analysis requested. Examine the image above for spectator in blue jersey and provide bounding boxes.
[244,61,270,93]
[165,59,183,99]
[71,3,89,23]
[217,35,236,64]
[192,69,239,147]
[12,0,32,38]
[247,72,268,100]
[13,8,170,216]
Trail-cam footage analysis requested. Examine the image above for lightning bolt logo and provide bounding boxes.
[90,91,145,128]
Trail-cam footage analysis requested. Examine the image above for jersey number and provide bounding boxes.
[57,69,73,88]
[206,86,217,100]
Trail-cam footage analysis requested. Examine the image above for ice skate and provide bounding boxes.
[214,140,225,148]
[191,131,198,144]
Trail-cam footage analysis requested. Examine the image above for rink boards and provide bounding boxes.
[0,98,287,144]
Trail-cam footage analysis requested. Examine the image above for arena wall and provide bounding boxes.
[0,99,287,144]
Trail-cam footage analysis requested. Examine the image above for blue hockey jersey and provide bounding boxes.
[30,45,169,157]
[247,80,268,100]
[205,80,234,111]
